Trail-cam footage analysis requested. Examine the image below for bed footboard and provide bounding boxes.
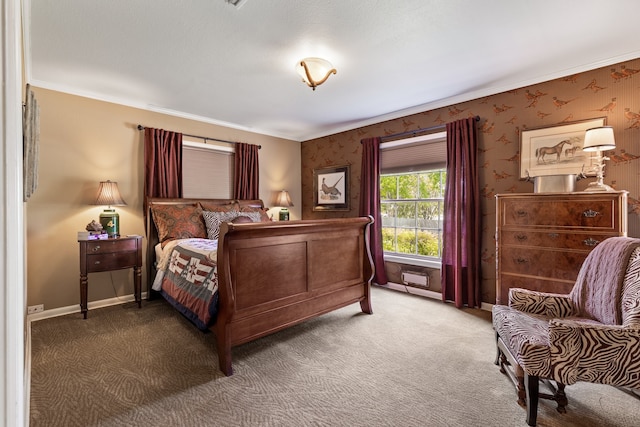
[214,216,374,375]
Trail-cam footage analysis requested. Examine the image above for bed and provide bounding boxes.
[145,197,375,375]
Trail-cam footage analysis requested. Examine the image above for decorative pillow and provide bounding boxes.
[151,204,207,244]
[231,215,254,224]
[235,211,262,223]
[199,201,239,212]
[240,205,271,222]
[202,210,239,240]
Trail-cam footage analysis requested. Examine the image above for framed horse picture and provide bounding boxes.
[519,117,606,179]
[313,164,350,211]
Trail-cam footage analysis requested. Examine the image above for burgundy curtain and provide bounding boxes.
[441,117,481,308]
[359,137,388,285]
[143,127,183,221]
[233,142,260,200]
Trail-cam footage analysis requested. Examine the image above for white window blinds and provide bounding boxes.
[380,131,447,174]
[182,141,234,199]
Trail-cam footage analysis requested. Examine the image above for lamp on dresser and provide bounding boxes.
[582,126,616,192]
[94,180,127,237]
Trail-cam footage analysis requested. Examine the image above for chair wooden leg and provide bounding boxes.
[555,382,567,414]
[494,332,502,366]
[524,373,539,427]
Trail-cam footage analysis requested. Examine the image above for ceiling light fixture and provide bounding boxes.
[296,57,336,91]
[225,0,248,9]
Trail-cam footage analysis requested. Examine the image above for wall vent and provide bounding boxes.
[401,271,429,288]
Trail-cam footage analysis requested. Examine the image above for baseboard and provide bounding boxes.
[26,291,148,323]
[378,282,493,312]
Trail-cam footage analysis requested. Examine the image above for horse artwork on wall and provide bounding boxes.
[519,117,606,179]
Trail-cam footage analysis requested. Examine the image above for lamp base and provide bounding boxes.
[279,208,290,221]
[99,209,120,237]
[583,180,615,192]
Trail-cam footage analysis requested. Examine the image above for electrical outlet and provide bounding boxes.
[27,304,44,314]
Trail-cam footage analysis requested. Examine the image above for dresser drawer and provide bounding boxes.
[499,247,587,281]
[499,230,614,250]
[497,273,575,305]
[86,251,138,273]
[500,198,617,231]
[85,238,138,254]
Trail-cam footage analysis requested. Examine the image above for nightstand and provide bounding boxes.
[78,235,143,319]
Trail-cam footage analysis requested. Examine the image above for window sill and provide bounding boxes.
[383,254,441,270]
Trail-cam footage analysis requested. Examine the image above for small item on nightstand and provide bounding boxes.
[79,220,108,240]
[77,230,109,240]
[85,220,104,232]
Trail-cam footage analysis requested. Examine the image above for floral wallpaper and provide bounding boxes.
[301,57,640,303]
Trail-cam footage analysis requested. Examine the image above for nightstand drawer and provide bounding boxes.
[86,238,138,254]
[86,251,138,273]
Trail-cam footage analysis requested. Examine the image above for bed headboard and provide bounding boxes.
[145,197,265,295]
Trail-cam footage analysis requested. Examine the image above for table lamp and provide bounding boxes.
[94,180,127,237]
[582,126,616,192]
[275,190,293,221]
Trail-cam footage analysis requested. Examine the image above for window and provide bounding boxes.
[182,140,234,199]
[379,132,446,268]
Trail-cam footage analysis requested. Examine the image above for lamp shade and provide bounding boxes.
[583,126,616,152]
[296,57,336,90]
[94,180,126,237]
[94,180,127,206]
[275,190,293,207]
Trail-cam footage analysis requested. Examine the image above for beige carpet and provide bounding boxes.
[30,286,640,427]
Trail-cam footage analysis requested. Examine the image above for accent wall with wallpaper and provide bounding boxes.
[301,57,640,304]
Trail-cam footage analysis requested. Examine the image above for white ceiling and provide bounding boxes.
[24,0,640,142]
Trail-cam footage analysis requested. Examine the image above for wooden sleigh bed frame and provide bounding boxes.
[146,197,374,375]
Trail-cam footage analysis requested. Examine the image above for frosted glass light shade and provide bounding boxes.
[296,57,336,90]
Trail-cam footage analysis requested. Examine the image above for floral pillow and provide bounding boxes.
[198,201,239,212]
[151,204,207,245]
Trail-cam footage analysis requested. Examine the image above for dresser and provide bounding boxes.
[495,191,627,305]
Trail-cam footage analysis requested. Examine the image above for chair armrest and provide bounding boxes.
[548,319,640,388]
[508,288,576,318]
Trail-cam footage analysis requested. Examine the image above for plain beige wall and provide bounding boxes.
[26,87,301,311]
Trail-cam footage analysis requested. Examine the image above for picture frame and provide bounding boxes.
[519,117,606,179]
[313,165,350,211]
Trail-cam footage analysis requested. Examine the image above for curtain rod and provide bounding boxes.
[136,125,261,149]
[379,115,480,142]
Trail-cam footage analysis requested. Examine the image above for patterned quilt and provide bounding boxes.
[156,238,219,330]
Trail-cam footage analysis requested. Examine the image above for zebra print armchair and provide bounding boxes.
[492,236,640,426]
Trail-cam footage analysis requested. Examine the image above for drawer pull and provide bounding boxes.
[547,233,559,239]
[515,257,528,264]
[94,261,101,265]
[583,238,600,247]
[92,246,100,252]
[583,209,600,218]
[515,210,528,217]
[515,234,527,242]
